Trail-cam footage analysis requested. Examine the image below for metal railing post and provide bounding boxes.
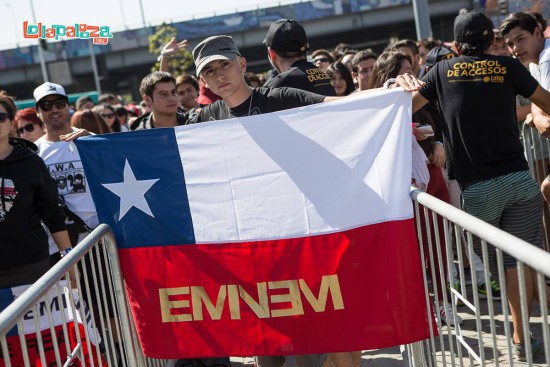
[407,341,426,367]
[103,230,144,367]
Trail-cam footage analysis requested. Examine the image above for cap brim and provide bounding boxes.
[35,93,68,105]
[196,53,238,76]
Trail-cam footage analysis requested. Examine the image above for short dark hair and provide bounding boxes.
[139,71,176,98]
[0,96,16,120]
[417,37,442,51]
[368,51,412,89]
[456,33,493,56]
[311,49,335,62]
[334,42,351,54]
[500,12,542,37]
[273,49,306,60]
[391,39,420,55]
[531,12,548,30]
[176,74,199,92]
[245,72,262,87]
[98,93,117,104]
[350,50,378,71]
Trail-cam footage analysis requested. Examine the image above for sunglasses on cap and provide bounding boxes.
[0,112,9,122]
[17,122,39,134]
[101,113,115,119]
[314,57,330,64]
[38,98,68,112]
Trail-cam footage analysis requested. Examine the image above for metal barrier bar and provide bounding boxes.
[410,187,550,367]
[411,189,550,277]
[103,228,145,366]
[2,190,548,366]
[0,224,144,367]
[522,122,550,252]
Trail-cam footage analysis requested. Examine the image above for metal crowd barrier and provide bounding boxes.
[2,189,549,366]
[407,188,550,367]
[0,224,146,367]
[523,122,550,252]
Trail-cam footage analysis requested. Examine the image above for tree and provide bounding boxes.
[148,23,193,75]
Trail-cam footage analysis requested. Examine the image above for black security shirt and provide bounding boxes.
[419,54,538,184]
[188,87,326,123]
[264,60,336,96]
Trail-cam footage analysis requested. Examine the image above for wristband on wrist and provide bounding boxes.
[60,247,73,257]
[435,141,443,146]
[157,52,171,62]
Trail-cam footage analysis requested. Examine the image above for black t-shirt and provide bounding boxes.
[419,54,538,184]
[188,87,326,123]
[130,111,187,130]
[263,60,336,96]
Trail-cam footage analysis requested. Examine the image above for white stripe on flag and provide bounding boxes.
[176,89,413,243]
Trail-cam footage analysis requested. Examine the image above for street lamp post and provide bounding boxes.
[88,40,102,95]
[412,0,432,40]
[138,0,147,31]
[6,3,20,48]
[28,0,49,82]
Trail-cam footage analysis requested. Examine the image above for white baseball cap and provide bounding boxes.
[33,82,67,104]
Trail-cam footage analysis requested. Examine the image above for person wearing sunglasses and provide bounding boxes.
[94,104,128,132]
[311,49,335,72]
[15,108,44,142]
[33,82,98,241]
[0,95,73,288]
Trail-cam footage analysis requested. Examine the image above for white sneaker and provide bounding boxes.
[439,304,463,326]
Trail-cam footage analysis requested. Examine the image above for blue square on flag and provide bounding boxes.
[76,129,195,247]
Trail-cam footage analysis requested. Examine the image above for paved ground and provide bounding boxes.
[228,282,549,367]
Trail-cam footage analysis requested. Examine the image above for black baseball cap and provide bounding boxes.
[454,11,494,43]
[263,19,309,53]
[425,46,457,69]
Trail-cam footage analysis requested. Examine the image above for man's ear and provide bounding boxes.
[239,57,247,74]
[268,48,277,62]
[143,95,152,105]
[535,26,543,40]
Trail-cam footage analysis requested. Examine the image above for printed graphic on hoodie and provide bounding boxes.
[46,160,87,195]
[0,178,17,222]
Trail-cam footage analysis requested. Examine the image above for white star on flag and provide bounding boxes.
[102,159,159,221]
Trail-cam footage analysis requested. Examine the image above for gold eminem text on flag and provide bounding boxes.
[159,274,344,322]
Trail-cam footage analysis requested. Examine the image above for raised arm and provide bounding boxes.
[158,37,189,72]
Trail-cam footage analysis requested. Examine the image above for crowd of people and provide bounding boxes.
[1,8,550,365]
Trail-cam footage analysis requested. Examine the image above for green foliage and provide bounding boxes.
[148,23,193,75]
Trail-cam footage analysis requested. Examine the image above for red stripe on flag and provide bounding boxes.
[120,218,432,359]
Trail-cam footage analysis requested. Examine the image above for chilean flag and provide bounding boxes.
[76,89,431,359]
